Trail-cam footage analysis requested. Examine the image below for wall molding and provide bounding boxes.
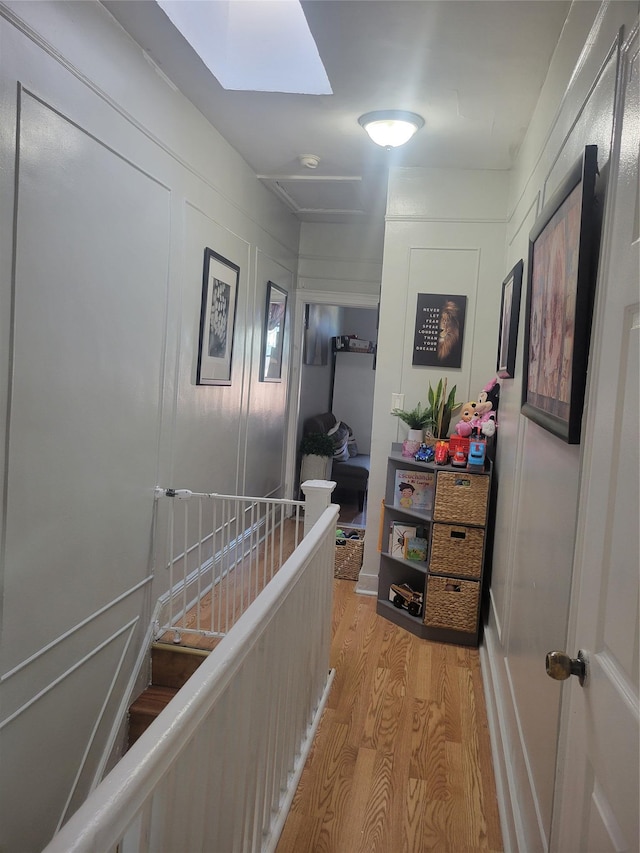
[297,251,383,266]
[59,619,138,830]
[507,3,619,222]
[385,214,507,224]
[0,574,153,685]
[0,2,299,256]
[297,277,381,293]
[541,33,620,208]
[0,618,137,731]
[507,191,540,249]
[504,654,550,850]
[480,630,519,852]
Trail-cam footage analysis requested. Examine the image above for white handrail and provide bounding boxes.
[42,502,339,853]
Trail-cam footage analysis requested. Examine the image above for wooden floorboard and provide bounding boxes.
[276,579,503,853]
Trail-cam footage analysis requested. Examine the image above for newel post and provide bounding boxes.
[301,479,337,535]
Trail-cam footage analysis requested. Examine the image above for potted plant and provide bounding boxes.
[391,402,433,432]
[391,403,431,457]
[424,379,461,439]
[299,432,334,482]
[392,381,462,457]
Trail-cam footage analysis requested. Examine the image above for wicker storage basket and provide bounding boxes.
[334,531,365,580]
[424,575,480,633]
[429,523,484,579]
[433,472,489,526]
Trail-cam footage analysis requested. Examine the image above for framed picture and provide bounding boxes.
[497,259,523,379]
[260,281,287,382]
[521,145,600,443]
[196,248,240,386]
[412,293,467,368]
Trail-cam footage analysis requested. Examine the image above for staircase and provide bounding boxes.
[41,494,337,853]
[128,643,210,747]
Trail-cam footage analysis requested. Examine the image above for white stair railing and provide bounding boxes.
[154,488,306,642]
[42,482,338,853]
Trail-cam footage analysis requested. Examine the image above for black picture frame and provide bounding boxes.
[497,259,523,379]
[196,248,240,386]
[412,293,467,368]
[521,145,600,443]
[260,281,287,382]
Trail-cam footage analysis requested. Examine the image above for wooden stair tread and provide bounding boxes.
[128,684,179,748]
[151,642,210,689]
[129,685,178,718]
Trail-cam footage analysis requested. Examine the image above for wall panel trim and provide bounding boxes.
[0,3,298,255]
[0,574,152,683]
[0,617,138,730]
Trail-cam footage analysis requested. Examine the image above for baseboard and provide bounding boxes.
[480,624,520,853]
[355,570,379,595]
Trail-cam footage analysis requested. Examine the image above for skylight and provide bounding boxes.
[156,0,332,95]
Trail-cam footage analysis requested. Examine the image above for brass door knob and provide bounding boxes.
[545,650,587,686]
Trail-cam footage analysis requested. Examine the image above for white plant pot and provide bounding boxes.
[300,454,333,483]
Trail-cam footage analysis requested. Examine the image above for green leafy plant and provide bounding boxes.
[391,402,432,431]
[299,432,334,457]
[425,379,461,438]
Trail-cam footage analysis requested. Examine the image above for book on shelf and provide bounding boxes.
[389,522,417,557]
[404,536,428,562]
[393,469,435,512]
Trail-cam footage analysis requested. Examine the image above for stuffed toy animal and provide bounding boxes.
[454,401,478,436]
[471,378,500,437]
[477,378,500,417]
[459,401,478,421]
[478,411,497,437]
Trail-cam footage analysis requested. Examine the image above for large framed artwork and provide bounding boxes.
[412,293,467,368]
[521,145,600,443]
[497,259,523,379]
[196,248,240,386]
[260,281,287,382]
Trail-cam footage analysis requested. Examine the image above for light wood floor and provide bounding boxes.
[276,579,503,853]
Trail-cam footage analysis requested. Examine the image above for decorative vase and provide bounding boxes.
[402,428,423,458]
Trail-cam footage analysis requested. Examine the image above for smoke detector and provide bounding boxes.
[299,154,320,169]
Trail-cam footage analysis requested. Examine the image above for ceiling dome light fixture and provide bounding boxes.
[358,110,424,149]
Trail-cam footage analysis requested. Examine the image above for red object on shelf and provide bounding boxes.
[448,435,470,456]
[434,440,450,465]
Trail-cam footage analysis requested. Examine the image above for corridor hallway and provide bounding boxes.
[276,579,503,852]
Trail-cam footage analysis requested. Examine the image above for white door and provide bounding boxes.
[550,26,639,853]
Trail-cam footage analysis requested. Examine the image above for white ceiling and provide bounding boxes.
[102,0,573,223]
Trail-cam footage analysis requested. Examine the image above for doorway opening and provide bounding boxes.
[288,292,379,528]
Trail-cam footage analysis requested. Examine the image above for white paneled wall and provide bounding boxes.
[0,3,298,850]
[360,167,509,593]
[481,4,637,851]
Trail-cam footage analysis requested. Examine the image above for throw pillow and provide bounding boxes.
[342,422,359,457]
[327,420,350,462]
